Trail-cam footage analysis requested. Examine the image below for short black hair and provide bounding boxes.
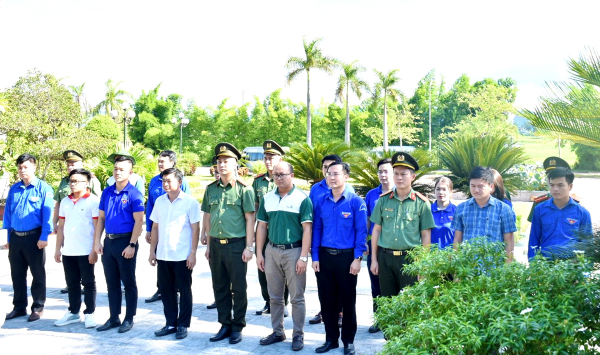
[322,154,342,165]
[468,166,494,184]
[161,167,184,182]
[16,154,36,166]
[159,150,177,165]
[327,161,350,175]
[548,167,575,184]
[69,168,92,182]
[114,155,135,166]
[377,158,392,168]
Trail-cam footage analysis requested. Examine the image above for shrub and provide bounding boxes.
[177,152,200,176]
[572,143,600,172]
[246,160,266,175]
[508,163,548,191]
[376,238,600,355]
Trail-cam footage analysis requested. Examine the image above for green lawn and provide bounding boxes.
[515,135,577,166]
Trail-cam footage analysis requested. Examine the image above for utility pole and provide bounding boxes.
[428,77,432,151]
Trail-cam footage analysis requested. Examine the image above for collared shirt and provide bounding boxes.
[252,173,276,207]
[107,173,145,196]
[146,174,190,232]
[150,190,201,261]
[370,188,436,250]
[99,182,145,234]
[365,184,383,235]
[430,201,457,249]
[54,176,102,203]
[312,188,367,261]
[59,192,99,256]
[451,196,517,243]
[200,178,255,239]
[309,179,355,205]
[257,185,313,245]
[528,197,592,259]
[4,176,54,242]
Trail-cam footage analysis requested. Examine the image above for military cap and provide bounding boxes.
[263,140,285,156]
[215,142,241,160]
[392,152,419,171]
[63,150,83,162]
[543,156,570,172]
[107,150,136,165]
[211,156,218,168]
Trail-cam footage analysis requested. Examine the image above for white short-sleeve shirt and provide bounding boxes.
[59,193,100,256]
[150,191,201,261]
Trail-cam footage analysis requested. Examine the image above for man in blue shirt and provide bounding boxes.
[144,150,190,303]
[4,154,54,322]
[528,167,592,259]
[312,162,367,355]
[452,167,516,262]
[363,157,393,334]
[94,155,145,333]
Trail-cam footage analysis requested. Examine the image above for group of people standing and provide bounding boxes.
[2,139,592,355]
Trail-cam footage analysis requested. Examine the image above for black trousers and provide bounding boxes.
[63,255,96,314]
[258,242,289,306]
[8,231,46,312]
[209,238,247,331]
[157,260,193,327]
[367,240,381,312]
[316,250,357,345]
[102,237,138,321]
[378,251,417,297]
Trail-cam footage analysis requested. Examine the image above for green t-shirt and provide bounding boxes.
[54,176,103,202]
[201,178,256,239]
[370,189,436,250]
[257,185,313,245]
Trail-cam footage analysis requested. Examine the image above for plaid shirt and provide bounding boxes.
[451,196,516,243]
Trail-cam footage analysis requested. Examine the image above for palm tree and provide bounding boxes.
[520,47,600,147]
[286,37,336,146]
[373,69,400,151]
[335,60,368,146]
[69,83,91,116]
[93,79,132,116]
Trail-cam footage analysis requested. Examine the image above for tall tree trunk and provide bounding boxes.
[383,91,388,151]
[345,85,350,145]
[306,70,312,146]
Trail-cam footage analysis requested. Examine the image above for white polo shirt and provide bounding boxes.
[149,190,201,261]
[59,192,100,256]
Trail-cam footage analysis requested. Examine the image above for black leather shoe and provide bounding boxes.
[155,326,177,337]
[255,302,270,315]
[60,287,69,294]
[308,311,322,324]
[344,343,356,355]
[229,331,243,344]
[176,327,188,339]
[260,332,286,345]
[210,326,232,342]
[291,335,304,351]
[338,315,343,328]
[97,319,121,331]
[315,341,339,353]
[5,309,27,320]
[368,323,380,333]
[145,290,161,303]
[284,307,289,317]
[118,320,134,333]
[28,309,43,322]
[206,302,217,309]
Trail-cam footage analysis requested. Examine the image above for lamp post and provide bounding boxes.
[172,112,190,154]
[110,102,136,149]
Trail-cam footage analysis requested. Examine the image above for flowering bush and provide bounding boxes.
[376,238,600,354]
[509,163,547,191]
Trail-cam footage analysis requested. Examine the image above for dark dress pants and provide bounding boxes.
[63,255,96,314]
[102,237,138,321]
[316,250,357,345]
[366,239,381,312]
[157,260,193,327]
[8,231,46,312]
[378,251,417,297]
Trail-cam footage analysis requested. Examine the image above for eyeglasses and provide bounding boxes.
[326,172,344,177]
[69,180,87,185]
[273,173,291,179]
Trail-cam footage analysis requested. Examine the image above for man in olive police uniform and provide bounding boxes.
[369,152,436,298]
[202,143,256,344]
[252,140,289,316]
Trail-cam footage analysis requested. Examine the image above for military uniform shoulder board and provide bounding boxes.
[414,191,429,203]
[254,173,266,178]
[570,194,581,203]
[207,179,219,187]
[533,194,550,203]
[380,190,393,198]
[236,179,249,187]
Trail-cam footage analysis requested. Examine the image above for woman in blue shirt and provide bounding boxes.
[431,177,457,249]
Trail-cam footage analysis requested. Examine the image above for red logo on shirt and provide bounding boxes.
[567,218,577,225]
[122,199,128,204]
[342,212,351,218]
[449,216,453,221]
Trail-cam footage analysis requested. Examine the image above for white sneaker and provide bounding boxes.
[84,313,97,328]
[55,311,81,326]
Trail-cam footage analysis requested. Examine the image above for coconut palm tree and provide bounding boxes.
[520,47,600,147]
[93,79,132,116]
[69,83,91,116]
[373,69,400,151]
[286,37,336,146]
[335,60,368,146]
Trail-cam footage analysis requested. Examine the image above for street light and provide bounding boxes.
[110,102,136,149]
[172,112,190,154]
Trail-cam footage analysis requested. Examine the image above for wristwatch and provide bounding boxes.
[129,242,136,248]
[356,256,363,261]
[299,256,308,262]
[246,246,255,253]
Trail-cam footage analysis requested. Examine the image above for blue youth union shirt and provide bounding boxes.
[430,201,457,249]
[365,184,383,236]
[100,182,145,234]
[4,176,54,242]
[146,174,190,232]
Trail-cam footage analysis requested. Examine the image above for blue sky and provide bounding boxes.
[1,0,598,111]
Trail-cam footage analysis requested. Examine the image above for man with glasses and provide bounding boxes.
[252,140,289,317]
[256,162,313,351]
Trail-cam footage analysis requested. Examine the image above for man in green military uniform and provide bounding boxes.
[527,156,581,223]
[252,140,289,316]
[202,143,256,345]
[369,152,436,298]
